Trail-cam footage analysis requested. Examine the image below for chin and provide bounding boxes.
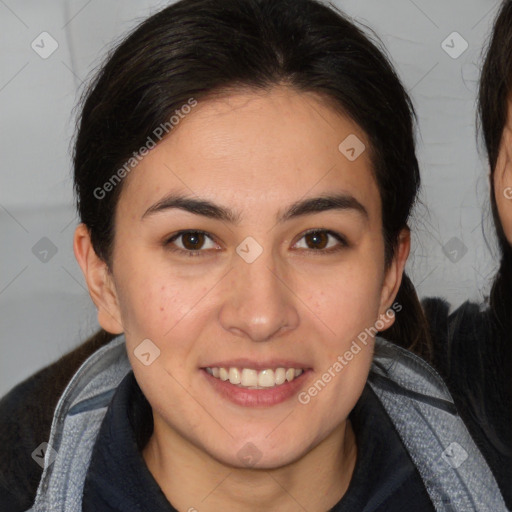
[208,436,307,470]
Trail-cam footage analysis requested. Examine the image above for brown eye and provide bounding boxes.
[304,231,329,250]
[165,230,218,257]
[294,229,348,253]
[181,232,206,250]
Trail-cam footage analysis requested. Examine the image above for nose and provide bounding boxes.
[219,249,300,342]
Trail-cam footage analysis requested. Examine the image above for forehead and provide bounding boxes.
[117,86,381,223]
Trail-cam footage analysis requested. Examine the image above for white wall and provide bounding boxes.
[0,0,503,395]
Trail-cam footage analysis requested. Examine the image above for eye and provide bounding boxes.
[164,230,219,257]
[294,229,348,254]
[164,228,348,258]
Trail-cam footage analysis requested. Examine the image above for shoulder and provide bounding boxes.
[421,296,512,507]
[0,362,61,510]
[421,297,510,396]
[371,337,510,510]
[421,297,495,377]
[371,336,456,406]
[0,329,117,511]
[421,297,508,410]
[421,297,487,338]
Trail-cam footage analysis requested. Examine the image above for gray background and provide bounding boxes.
[0,0,503,396]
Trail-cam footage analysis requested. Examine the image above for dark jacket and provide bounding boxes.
[422,298,512,508]
[0,330,117,511]
[0,334,506,511]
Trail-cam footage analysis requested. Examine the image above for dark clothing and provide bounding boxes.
[423,298,512,508]
[0,331,116,512]
[0,329,507,511]
[82,371,435,511]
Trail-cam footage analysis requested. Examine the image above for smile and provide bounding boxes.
[205,366,304,389]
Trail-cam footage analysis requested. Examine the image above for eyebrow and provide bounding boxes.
[141,192,369,224]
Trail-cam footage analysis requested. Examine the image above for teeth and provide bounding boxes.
[206,366,304,388]
[229,367,241,384]
[258,369,275,388]
[241,368,258,387]
[275,368,286,385]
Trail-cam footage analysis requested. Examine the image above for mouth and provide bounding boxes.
[200,365,312,407]
[204,366,305,389]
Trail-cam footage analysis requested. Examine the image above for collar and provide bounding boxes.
[82,370,433,511]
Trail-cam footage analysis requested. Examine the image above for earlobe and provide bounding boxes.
[378,229,410,329]
[73,223,124,334]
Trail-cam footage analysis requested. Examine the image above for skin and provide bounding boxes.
[74,86,409,512]
[493,99,512,244]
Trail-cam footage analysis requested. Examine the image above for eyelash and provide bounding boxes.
[164,229,349,258]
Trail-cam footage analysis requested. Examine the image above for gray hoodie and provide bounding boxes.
[27,335,507,511]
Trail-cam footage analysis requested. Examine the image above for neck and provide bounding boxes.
[142,415,357,512]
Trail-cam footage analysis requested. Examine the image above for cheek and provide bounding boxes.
[496,192,512,245]
[304,260,384,336]
[114,259,209,340]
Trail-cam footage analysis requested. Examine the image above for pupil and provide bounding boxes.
[184,232,203,250]
[308,231,326,249]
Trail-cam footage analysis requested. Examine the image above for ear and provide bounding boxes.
[494,122,512,245]
[73,223,124,334]
[376,228,410,330]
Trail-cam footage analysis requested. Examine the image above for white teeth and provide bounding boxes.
[258,369,275,388]
[274,368,286,385]
[206,366,304,388]
[228,367,241,385]
[241,368,258,387]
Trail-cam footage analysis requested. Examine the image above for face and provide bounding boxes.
[75,86,407,469]
[494,98,512,244]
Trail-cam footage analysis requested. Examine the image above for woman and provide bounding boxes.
[423,1,512,507]
[0,0,505,510]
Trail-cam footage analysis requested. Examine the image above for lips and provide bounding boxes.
[199,356,312,406]
[201,367,311,407]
